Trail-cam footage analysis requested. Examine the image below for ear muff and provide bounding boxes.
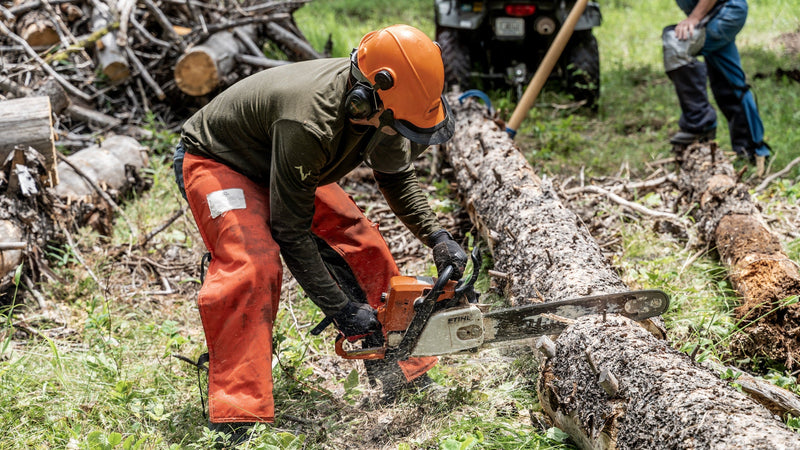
[345,59,394,120]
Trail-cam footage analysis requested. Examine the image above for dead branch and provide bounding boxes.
[0,20,92,102]
[565,184,685,222]
[755,156,800,193]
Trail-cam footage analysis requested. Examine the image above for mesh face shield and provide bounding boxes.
[361,110,429,174]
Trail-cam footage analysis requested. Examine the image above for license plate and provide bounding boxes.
[495,17,525,37]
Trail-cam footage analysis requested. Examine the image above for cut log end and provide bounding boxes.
[0,96,57,186]
[174,51,220,96]
[21,26,59,47]
[103,61,132,83]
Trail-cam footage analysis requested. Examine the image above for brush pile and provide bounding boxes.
[0,0,324,136]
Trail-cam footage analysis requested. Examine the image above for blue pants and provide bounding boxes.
[671,0,768,157]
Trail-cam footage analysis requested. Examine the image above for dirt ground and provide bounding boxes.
[778,31,800,56]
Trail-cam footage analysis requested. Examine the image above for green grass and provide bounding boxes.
[2,1,800,448]
[296,0,433,58]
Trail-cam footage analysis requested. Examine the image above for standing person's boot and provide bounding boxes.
[666,60,717,146]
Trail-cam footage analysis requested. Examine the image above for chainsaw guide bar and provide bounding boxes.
[481,289,670,345]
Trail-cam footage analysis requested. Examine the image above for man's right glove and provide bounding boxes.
[429,230,468,280]
[331,301,379,340]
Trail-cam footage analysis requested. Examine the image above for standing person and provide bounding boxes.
[172,24,467,444]
[662,0,770,173]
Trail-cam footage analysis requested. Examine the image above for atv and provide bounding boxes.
[435,0,602,108]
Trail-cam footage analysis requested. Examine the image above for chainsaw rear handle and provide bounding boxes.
[323,247,482,360]
[311,247,479,335]
[334,336,386,360]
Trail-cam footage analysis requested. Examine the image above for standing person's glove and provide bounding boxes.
[429,230,468,280]
[331,301,379,340]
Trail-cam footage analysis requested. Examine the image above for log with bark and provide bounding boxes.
[91,7,130,83]
[674,142,800,368]
[15,7,59,47]
[54,134,150,235]
[443,98,800,448]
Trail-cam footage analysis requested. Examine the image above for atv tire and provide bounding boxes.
[436,27,471,90]
[563,30,600,109]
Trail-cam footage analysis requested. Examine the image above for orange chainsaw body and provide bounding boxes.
[377,276,457,334]
[335,275,457,360]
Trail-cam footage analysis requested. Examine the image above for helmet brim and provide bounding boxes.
[390,95,455,146]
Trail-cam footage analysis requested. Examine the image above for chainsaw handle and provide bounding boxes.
[334,334,386,360]
[454,247,481,296]
[428,265,454,302]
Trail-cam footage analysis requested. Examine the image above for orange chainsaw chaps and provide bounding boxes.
[184,155,435,424]
[183,153,280,423]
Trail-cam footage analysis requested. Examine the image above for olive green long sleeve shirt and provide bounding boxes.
[181,58,441,315]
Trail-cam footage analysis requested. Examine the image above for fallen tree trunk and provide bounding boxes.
[0,96,57,186]
[674,142,800,368]
[443,99,799,448]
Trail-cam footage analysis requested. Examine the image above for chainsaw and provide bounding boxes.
[313,249,669,360]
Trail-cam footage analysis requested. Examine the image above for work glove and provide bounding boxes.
[429,230,468,280]
[331,301,379,340]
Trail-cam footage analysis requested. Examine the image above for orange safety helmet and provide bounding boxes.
[355,24,455,146]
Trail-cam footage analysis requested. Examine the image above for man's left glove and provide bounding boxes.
[331,301,379,340]
[429,230,468,280]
